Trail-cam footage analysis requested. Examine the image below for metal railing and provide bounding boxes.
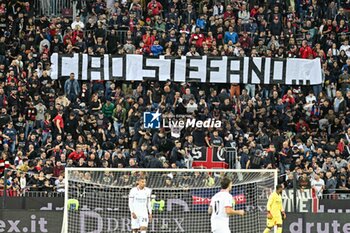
[2,169,64,198]
[33,0,73,17]
[223,146,238,169]
[84,29,129,45]
[2,187,64,197]
[323,192,350,200]
[23,191,65,198]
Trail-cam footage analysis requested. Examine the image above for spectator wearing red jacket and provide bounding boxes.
[68,148,86,162]
[299,40,314,59]
[53,111,64,135]
[296,118,310,133]
[190,28,205,48]
[282,89,296,105]
[205,31,216,48]
[136,41,151,55]
[63,30,73,46]
[0,157,10,176]
[72,28,84,45]
[53,161,65,177]
[147,0,163,16]
[142,29,155,48]
[223,5,235,20]
[250,4,259,17]
[239,32,253,52]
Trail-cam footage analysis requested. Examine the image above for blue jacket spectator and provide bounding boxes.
[151,41,164,56]
[196,16,207,30]
[224,26,238,44]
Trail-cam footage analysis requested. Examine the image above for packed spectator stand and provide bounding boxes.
[0,0,349,200]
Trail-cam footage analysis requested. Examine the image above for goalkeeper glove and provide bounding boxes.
[282,211,286,220]
[267,211,272,219]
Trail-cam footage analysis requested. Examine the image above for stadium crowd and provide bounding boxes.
[0,0,349,198]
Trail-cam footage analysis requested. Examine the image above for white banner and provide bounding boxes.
[50,53,322,85]
[282,189,318,213]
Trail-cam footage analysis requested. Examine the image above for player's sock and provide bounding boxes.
[277,227,282,233]
[140,231,146,233]
[263,228,271,233]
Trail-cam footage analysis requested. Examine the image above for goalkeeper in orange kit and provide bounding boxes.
[263,184,286,233]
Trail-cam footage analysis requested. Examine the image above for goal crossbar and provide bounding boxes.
[65,168,278,173]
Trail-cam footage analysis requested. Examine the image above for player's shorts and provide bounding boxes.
[212,226,231,233]
[131,215,149,229]
[267,216,283,227]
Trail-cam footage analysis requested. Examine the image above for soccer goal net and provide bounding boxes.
[62,168,277,233]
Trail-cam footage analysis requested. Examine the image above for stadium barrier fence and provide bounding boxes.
[84,29,129,45]
[283,213,350,233]
[33,0,73,17]
[0,210,348,233]
[322,192,350,200]
[2,195,350,212]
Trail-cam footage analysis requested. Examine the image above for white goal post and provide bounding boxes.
[62,168,278,233]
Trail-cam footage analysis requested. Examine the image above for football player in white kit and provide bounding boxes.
[129,176,152,233]
[208,176,245,233]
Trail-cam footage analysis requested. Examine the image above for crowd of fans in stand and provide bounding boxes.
[0,0,349,198]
